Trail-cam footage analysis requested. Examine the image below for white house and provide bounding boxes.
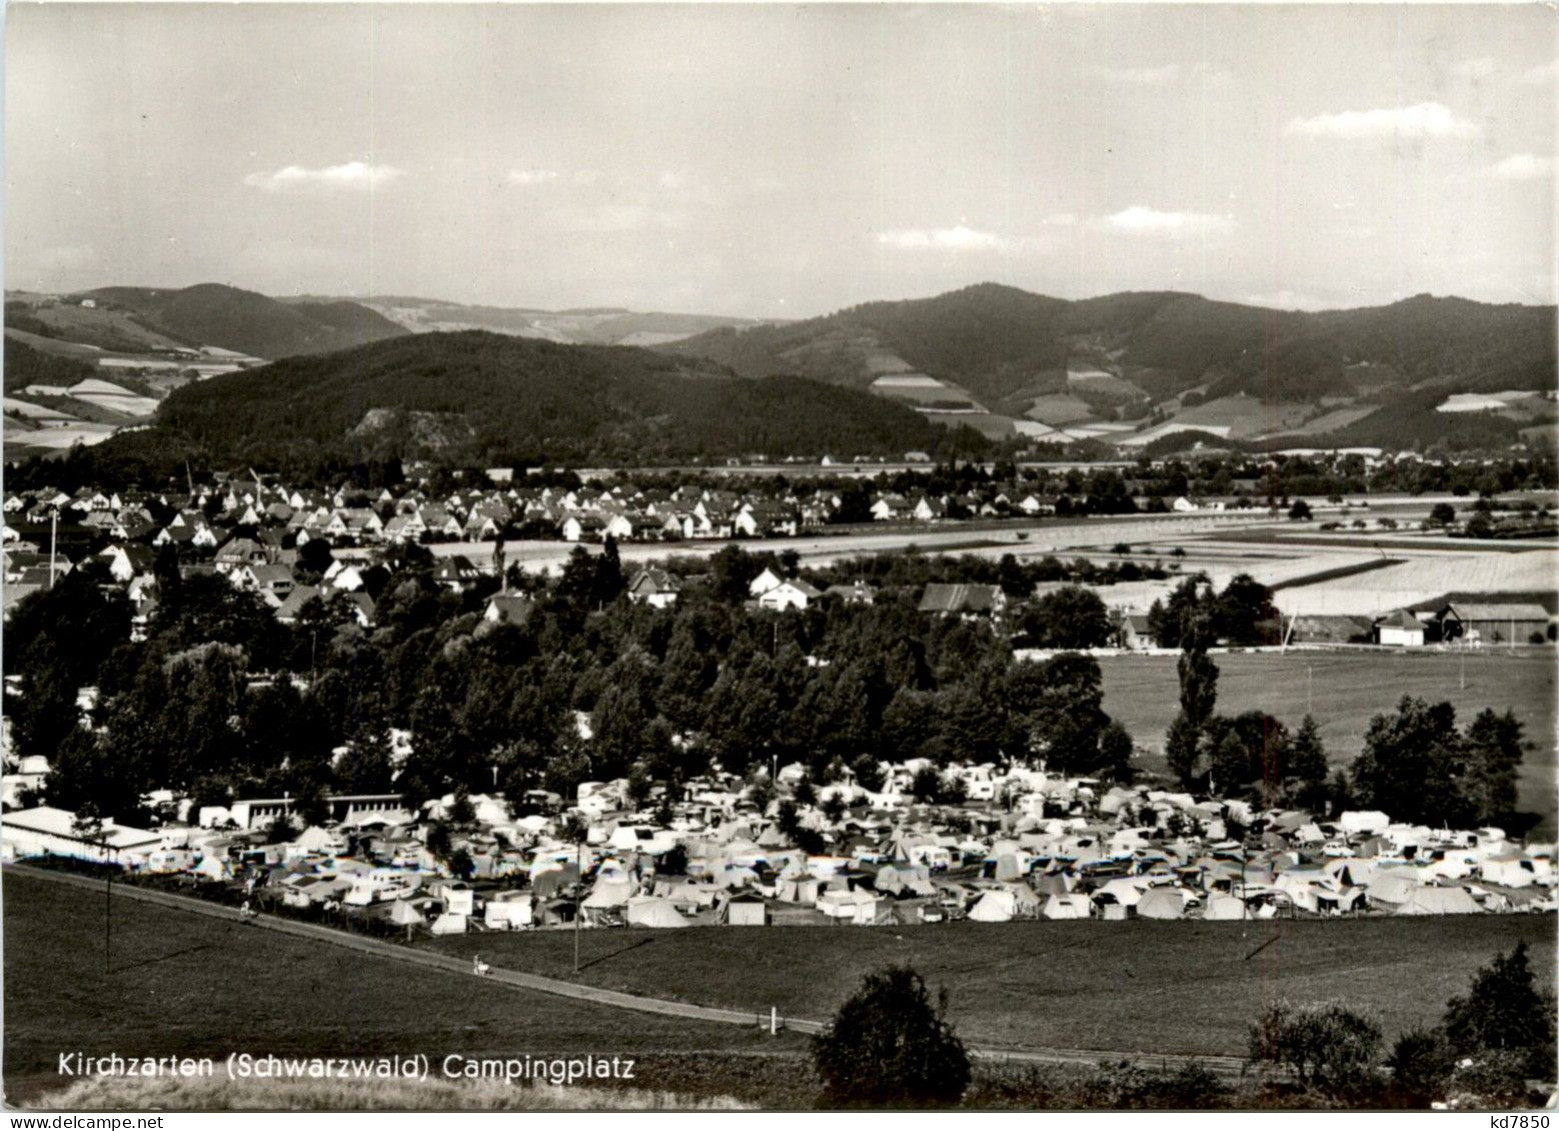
[757,579,822,611]
[748,567,786,598]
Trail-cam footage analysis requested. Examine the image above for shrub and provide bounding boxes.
[1441,942,1558,1080]
[1249,999,1383,1090]
[812,966,971,1107]
[1385,1027,1454,1104]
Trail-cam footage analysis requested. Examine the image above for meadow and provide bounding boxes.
[425,915,1555,1060]
[1,872,806,1107]
[1096,649,1557,835]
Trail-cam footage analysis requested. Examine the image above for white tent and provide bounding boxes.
[1368,872,1423,906]
[582,878,635,909]
[1398,886,1480,915]
[1042,893,1092,920]
[1204,893,1247,921]
[389,900,426,927]
[1136,886,1186,920]
[967,889,1017,922]
[1096,877,1144,907]
[624,895,688,928]
[429,911,467,935]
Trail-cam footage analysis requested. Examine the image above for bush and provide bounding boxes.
[1386,1027,1454,1104]
[1249,1000,1383,1090]
[812,966,971,1107]
[1441,942,1557,1080]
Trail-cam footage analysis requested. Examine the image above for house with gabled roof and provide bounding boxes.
[627,568,682,609]
[919,583,1007,619]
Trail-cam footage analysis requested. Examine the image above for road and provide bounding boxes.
[7,863,1252,1077]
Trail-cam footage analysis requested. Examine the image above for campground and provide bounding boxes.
[421,912,1556,1058]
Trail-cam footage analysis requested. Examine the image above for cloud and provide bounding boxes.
[1520,60,1558,85]
[243,161,405,193]
[877,226,1012,252]
[1450,57,1498,81]
[550,203,685,234]
[1096,206,1233,236]
[1282,102,1478,140]
[1090,63,1181,86]
[508,168,560,186]
[1482,154,1555,182]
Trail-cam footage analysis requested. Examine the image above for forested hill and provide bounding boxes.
[87,283,409,359]
[112,329,978,471]
[664,283,1558,411]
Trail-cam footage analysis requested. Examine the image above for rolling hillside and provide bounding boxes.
[665,284,1557,447]
[86,284,409,359]
[316,295,768,346]
[111,330,977,469]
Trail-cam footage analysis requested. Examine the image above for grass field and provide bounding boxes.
[1,872,804,1107]
[426,916,1555,1058]
[1096,650,1558,836]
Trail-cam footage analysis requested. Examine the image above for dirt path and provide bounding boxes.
[6,864,1252,1077]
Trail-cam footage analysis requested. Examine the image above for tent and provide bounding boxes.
[1033,872,1072,896]
[1204,893,1247,921]
[1042,893,1092,920]
[1005,882,1042,917]
[1095,877,1144,907]
[582,878,634,909]
[1135,887,1186,920]
[389,900,426,927]
[1367,872,1423,907]
[967,889,1017,923]
[429,911,467,935]
[293,825,343,853]
[624,895,688,928]
[1398,886,1480,916]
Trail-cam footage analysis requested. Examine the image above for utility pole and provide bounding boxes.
[574,838,584,974]
[48,506,58,588]
[105,859,112,974]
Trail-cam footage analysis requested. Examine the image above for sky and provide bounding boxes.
[6,3,1556,319]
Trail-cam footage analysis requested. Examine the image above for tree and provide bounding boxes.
[1350,697,1524,828]
[1428,502,1456,528]
[1165,713,1202,789]
[1288,499,1313,521]
[1441,943,1557,1079]
[812,966,971,1107]
[1249,999,1383,1091]
[1288,714,1329,809]
[1019,585,1112,649]
[1098,721,1134,783]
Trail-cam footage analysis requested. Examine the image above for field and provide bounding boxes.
[1,872,800,1107]
[426,915,1555,1058]
[1096,650,1557,835]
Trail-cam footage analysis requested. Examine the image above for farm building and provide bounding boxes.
[1372,609,1426,647]
[919,583,1007,618]
[1,805,161,865]
[1435,602,1553,645]
[1121,613,1154,651]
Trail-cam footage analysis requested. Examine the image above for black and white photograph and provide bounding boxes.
[2,0,1556,1115]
